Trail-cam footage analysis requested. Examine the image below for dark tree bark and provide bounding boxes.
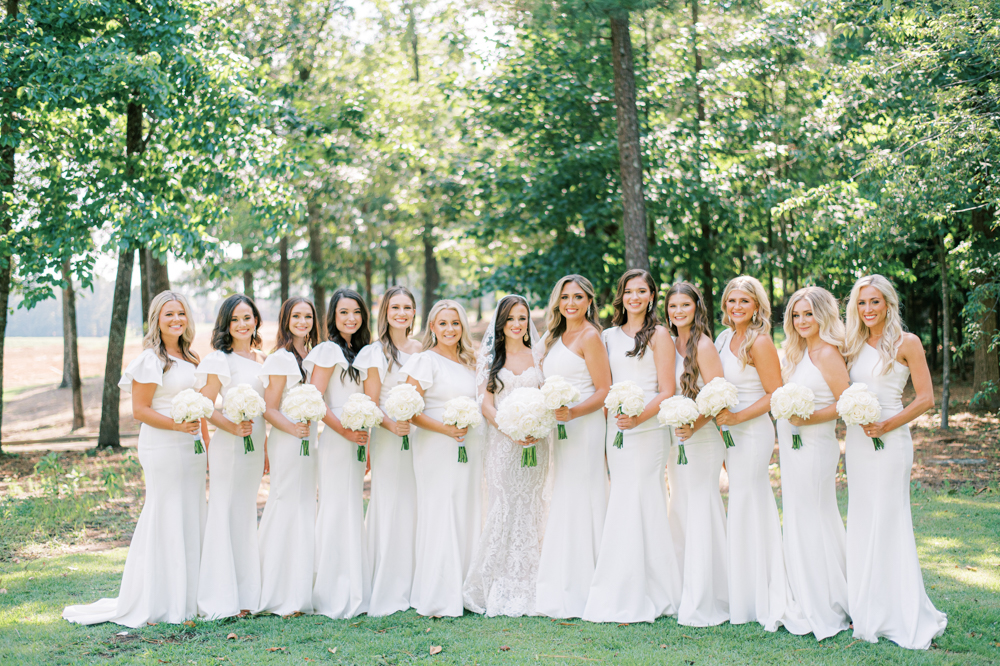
[62,260,84,430]
[0,0,20,453]
[307,202,326,333]
[279,235,290,304]
[364,257,373,309]
[940,234,950,429]
[150,252,170,294]
[242,244,254,300]
[929,294,939,370]
[971,208,999,410]
[690,0,713,330]
[139,247,152,329]
[405,1,420,82]
[422,223,440,329]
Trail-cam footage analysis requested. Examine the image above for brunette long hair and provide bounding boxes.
[665,282,713,399]
[273,297,319,380]
[486,295,531,395]
[327,288,371,384]
[611,269,659,358]
[211,294,263,353]
[544,274,601,351]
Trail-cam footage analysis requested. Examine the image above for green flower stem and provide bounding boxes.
[521,444,537,468]
[193,434,205,455]
[243,434,254,454]
[676,444,688,465]
[300,439,309,456]
[458,444,468,463]
[557,423,568,440]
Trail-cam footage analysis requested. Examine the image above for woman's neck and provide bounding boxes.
[504,335,527,354]
[292,335,308,358]
[389,326,410,349]
[805,332,823,351]
[733,323,749,338]
[564,316,587,333]
[866,321,885,340]
[231,339,252,355]
[161,333,183,357]
[623,312,646,334]
[435,343,460,362]
[674,324,691,348]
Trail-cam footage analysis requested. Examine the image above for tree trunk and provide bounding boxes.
[62,259,84,430]
[387,236,399,287]
[307,202,326,332]
[139,247,152,330]
[279,235,290,304]
[150,252,170,294]
[405,1,420,82]
[0,0,17,453]
[242,244,254,300]
[690,0,713,331]
[364,257,373,309]
[973,291,1000,411]
[940,234,950,429]
[61,288,71,388]
[609,12,649,272]
[422,224,440,330]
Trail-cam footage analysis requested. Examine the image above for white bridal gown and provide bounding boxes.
[464,367,549,617]
[716,329,807,634]
[582,327,681,623]
[776,351,849,640]
[256,349,316,616]
[355,341,416,617]
[63,350,206,627]
[845,344,947,649]
[666,349,729,627]
[304,342,370,619]
[535,337,608,619]
[196,351,266,620]
[400,351,483,617]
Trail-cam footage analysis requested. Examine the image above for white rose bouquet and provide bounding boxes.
[222,383,266,453]
[657,395,700,465]
[170,388,215,454]
[837,383,884,450]
[604,380,647,449]
[496,386,556,468]
[340,393,384,461]
[281,384,328,456]
[695,377,739,448]
[442,396,481,463]
[770,383,816,450]
[384,383,425,451]
[540,375,581,440]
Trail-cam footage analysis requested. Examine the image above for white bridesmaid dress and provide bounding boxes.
[582,327,681,623]
[195,351,266,619]
[776,352,849,640]
[845,344,947,649]
[256,350,316,616]
[354,341,416,617]
[63,350,206,627]
[666,349,729,627]
[716,329,806,633]
[535,337,608,619]
[304,342,370,619]
[400,351,483,617]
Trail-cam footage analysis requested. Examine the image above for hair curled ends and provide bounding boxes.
[212,294,263,353]
[611,268,659,358]
[720,275,771,369]
[327,288,371,384]
[378,286,417,372]
[274,297,319,380]
[544,274,601,351]
[844,274,904,374]
[422,300,477,367]
[143,291,200,370]
[487,295,531,395]
[781,287,845,382]
[665,282,713,399]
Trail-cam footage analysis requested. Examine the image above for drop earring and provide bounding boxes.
[752,311,758,324]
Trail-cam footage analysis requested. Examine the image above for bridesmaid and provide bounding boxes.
[63,292,206,627]
[306,288,371,619]
[401,300,483,617]
[257,297,320,616]
[777,287,851,640]
[355,286,422,617]
[535,275,611,619]
[582,269,681,624]
[664,281,729,627]
[843,275,946,649]
[196,294,267,620]
[714,276,806,634]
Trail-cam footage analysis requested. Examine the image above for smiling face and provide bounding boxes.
[229,302,256,343]
[559,281,591,322]
[725,288,756,327]
[667,292,696,331]
[158,300,188,342]
[857,285,887,330]
[385,293,415,332]
[622,276,653,319]
[288,301,314,341]
[504,303,529,342]
[791,298,818,341]
[335,298,363,340]
[432,308,463,349]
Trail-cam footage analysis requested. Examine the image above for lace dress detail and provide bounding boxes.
[464,366,549,617]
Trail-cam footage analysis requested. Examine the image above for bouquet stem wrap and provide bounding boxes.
[720,426,735,449]
[193,433,205,455]
[676,443,688,465]
[243,434,254,453]
[613,407,625,449]
[521,444,537,467]
[357,441,367,462]
[300,435,309,456]
[458,444,468,463]
[872,436,885,451]
[401,434,410,451]
[791,426,803,450]
[557,423,568,440]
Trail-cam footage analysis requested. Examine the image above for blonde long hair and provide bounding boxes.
[720,275,771,369]
[544,274,601,351]
[781,287,845,381]
[844,274,903,374]
[143,291,200,370]
[422,300,477,367]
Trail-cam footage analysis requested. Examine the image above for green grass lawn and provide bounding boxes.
[1,488,997,665]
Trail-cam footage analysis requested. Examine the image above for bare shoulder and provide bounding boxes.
[578,325,604,348]
[751,332,777,352]
[812,341,847,371]
[899,331,925,356]
[696,335,718,356]
[650,325,672,346]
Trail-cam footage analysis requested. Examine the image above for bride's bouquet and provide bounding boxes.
[384,383,425,451]
[837,383,884,450]
[540,375,581,440]
[496,387,556,468]
[657,395,700,465]
[605,380,646,449]
[222,384,266,453]
[170,388,214,454]
[770,383,816,450]
[442,396,481,463]
[341,393,383,461]
[281,384,327,456]
[696,377,739,448]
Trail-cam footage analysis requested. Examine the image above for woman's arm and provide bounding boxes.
[481,385,498,428]
[263,375,310,438]
[675,337,724,439]
[790,345,851,427]
[556,328,612,422]
[131,382,199,434]
[618,327,676,430]
[311,365,367,445]
[405,376,468,441]
[866,333,934,438]
[199,375,252,437]
[716,335,782,426]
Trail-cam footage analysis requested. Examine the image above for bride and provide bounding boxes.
[463,295,549,617]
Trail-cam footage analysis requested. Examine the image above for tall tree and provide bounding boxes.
[61,259,84,429]
[0,0,19,453]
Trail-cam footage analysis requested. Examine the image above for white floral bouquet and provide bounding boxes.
[837,383,884,450]
[604,380,646,449]
[657,395,700,465]
[770,383,816,450]
[696,377,739,448]
[222,383,266,453]
[170,388,215,454]
[442,395,481,463]
[540,375,581,440]
[496,387,556,468]
[384,383,425,451]
[341,393,384,462]
[281,384,327,456]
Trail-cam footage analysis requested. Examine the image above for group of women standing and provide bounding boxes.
[62,270,946,651]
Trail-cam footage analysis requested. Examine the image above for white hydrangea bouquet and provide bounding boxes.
[222,383,266,453]
[170,388,215,454]
[605,380,646,449]
[341,393,384,462]
[657,395,700,465]
[384,383,425,451]
[770,383,816,450]
[837,383,884,450]
[442,396,481,463]
[281,384,327,456]
[696,377,739,448]
[540,375,581,440]
[496,386,556,468]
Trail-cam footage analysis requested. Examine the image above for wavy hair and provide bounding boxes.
[273,297,319,380]
[665,282,713,399]
[212,294,263,353]
[422,300,477,367]
[611,269,659,359]
[844,274,903,374]
[781,287,845,381]
[720,275,771,368]
[544,274,601,351]
[377,285,417,372]
[487,295,531,395]
[327,288,371,384]
[143,291,200,370]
